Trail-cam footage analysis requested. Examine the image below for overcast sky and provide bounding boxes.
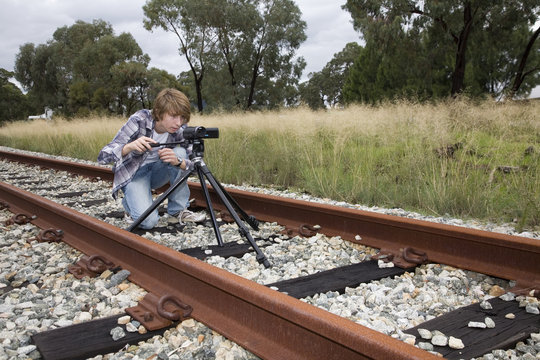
[0,0,360,82]
[2,1,538,97]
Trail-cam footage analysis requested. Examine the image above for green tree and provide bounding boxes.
[509,25,540,98]
[143,0,216,112]
[236,0,306,109]
[342,0,540,99]
[15,42,62,111]
[71,32,147,114]
[111,63,185,115]
[343,21,433,103]
[0,69,28,123]
[450,2,540,98]
[67,80,92,116]
[53,19,115,109]
[111,61,150,114]
[14,19,164,116]
[342,44,384,103]
[203,0,259,108]
[343,0,484,96]
[144,0,307,111]
[13,43,35,91]
[301,42,362,109]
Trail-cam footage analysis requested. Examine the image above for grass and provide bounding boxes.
[1,99,539,230]
[0,115,123,160]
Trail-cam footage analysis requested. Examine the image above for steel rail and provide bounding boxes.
[191,187,540,293]
[0,181,436,360]
[1,149,539,292]
[0,150,113,181]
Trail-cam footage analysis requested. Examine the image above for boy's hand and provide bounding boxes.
[159,148,185,169]
[123,136,156,155]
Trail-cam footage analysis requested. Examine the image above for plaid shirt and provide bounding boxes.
[98,109,192,199]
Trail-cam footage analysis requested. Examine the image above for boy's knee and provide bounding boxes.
[174,147,187,159]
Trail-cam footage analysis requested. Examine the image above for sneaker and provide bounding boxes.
[178,209,206,225]
[124,212,133,225]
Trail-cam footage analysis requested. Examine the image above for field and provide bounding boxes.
[1,99,539,230]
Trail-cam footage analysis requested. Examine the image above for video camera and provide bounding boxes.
[150,126,219,148]
[183,126,219,140]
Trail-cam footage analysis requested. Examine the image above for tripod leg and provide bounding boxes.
[213,177,259,230]
[199,163,271,268]
[127,170,191,232]
[196,166,224,246]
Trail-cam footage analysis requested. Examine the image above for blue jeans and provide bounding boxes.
[122,147,190,229]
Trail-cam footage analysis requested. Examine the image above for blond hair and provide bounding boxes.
[152,88,191,123]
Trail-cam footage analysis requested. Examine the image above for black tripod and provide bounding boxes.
[126,137,271,268]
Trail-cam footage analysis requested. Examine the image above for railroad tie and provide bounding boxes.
[267,259,416,299]
[32,313,173,360]
[404,297,540,359]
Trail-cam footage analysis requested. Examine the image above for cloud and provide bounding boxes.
[296,0,360,77]
[0,0,359,81]
[2,1,538,97]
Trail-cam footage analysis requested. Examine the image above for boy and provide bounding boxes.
[98,88,205,229]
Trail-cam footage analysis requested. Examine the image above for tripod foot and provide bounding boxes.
[257,254,271,268]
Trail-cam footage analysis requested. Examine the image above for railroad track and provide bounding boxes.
[0,148,539,360]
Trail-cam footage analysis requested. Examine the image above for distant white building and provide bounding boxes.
[28,107,53,120]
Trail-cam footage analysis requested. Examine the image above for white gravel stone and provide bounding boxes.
[125,322,138,332]
[448,336,465,349]
[480,300,493,310]
[485,317,495,328]
[17,345,36,355]
[75,311,93,322]
[117,315,131,325]
[377,260,395,268]
[500,292,516,301]
[468,321,487,328]
[431,334,448,347]
[110,326,126,341]
[418,328,432,340]
[418,342,434,351]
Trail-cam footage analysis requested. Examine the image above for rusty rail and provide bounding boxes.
[0,150,112,181]
[0,181,436,359]
[191,187,540,293]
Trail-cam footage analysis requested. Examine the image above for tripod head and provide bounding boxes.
[185,126,218,159]
[150,126,219,159]
[190,138,206,160]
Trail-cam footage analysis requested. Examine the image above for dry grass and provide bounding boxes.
[1,99,538,229]
[0,116,125,159]
[0,116,124,138]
